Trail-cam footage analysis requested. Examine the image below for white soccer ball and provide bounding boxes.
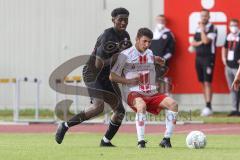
[186,131,207,149]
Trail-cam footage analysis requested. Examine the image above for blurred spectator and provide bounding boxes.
[150,14,175,64]
[150,15,175,84]
[222,19,240,116]
[190,9,217,116]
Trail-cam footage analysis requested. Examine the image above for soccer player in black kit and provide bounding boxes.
[190,9,217,116]
[55,7,132,147]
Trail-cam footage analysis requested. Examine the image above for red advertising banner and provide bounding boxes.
[165,0,240,93]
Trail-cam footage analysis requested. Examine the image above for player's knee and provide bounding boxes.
[172,103,178,112]
[168,99,178,112]
[92,101,104,113]
[112,105,125,123]
[204,82,211,87]
[134,97,146,113]
[118,106,126,117]
[163,97,178,112]
[136,105,146,113]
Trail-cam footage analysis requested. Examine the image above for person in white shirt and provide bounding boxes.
[110,28,178,148]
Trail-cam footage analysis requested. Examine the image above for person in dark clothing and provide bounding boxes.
[55,7,132,147]
[190,9,217,116]
[150,15,175,92]
[222,19,240,116]
[150,15,175,63]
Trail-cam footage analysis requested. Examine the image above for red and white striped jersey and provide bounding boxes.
[111,45,157,99]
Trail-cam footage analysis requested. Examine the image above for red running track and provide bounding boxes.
[0,123,240,135]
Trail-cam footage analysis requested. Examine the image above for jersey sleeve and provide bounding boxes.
[224,36,228,49]
[111,53,127,76]
[120,32,132,51]
[95,31,114,60]
[207,25,217,40]
[163,32,175,59]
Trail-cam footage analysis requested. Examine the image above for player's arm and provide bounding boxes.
[95,32,115,69]
[110,72,139,85]
[201,24,217,44]
[163,32,175,60]
[154,56,166,66]
[95,55,116,69]
[221,38,228,66]
[191,33,203,47]
[232,66,240,91]
[110,53,139,85]
[191,40,203,47]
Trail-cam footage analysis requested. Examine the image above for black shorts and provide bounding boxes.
[83,71,124,112]
[195,56,215,83]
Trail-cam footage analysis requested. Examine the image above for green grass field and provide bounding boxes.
[1,109,240,123]
[0,133,240,160]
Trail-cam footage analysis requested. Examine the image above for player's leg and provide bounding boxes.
[201,60,214,116]
[100,102,125,147]
[203,82,212,108]
[196,57,212,116]
[133,97,147,148]
[55,81,105,144]
[225,67,240,116]
[196,58,207,104]
[100,82,125,147]
[158,97,178,148]
[55,98,104,144]
[127,92,147,148]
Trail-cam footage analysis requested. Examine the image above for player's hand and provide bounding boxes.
[155,56,166,66]
[127,77,140,85]
[232,78,240,91]
[199,22,205,32]
[222,59,227,66]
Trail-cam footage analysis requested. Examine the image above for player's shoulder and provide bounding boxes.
[163,28,171,33]
[163,28,175,39]
[103,27,129,34]
[123,30,130,37]
[121,46,135,56]
[146,48,154,56]
[208,23,217,32]
[96,28,113,42]
[102,27,114,35]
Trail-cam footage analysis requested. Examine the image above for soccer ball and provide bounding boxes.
[186,131,207,149]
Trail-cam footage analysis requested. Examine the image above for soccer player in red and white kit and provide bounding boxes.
[110,28,178,148]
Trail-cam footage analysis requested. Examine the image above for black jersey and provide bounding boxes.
[224,32,240,68]
[150,28,175,60]
[194,23,217,58]
[83,27,131,82]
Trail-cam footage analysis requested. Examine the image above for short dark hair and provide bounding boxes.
[137,28,153,39]
[157,14,165,18]
[111,7,129,17]
[201,8,210,13]
[230,18,239,24]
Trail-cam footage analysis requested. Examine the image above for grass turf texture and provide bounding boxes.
[2,109,240,123]
[0,133,240,160]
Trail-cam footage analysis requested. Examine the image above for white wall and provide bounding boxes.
[0,0,232,112]
[0,0,164,110]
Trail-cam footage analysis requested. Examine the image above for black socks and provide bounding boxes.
[104,120,121,141]
[67,111,87,127]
